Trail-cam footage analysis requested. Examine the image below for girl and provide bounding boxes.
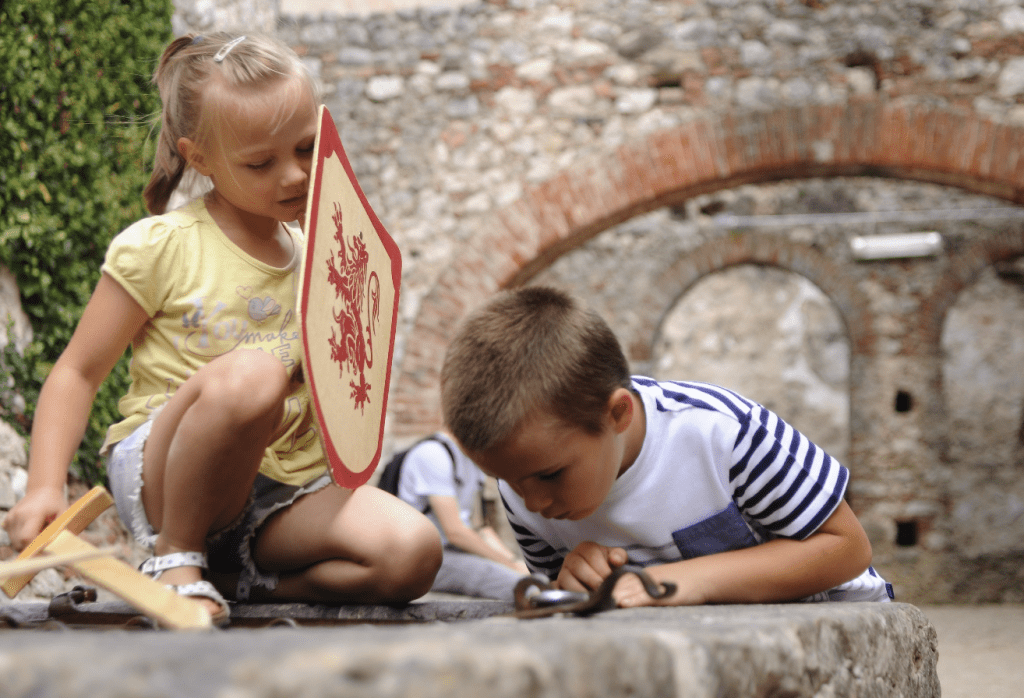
[3,33,442,625]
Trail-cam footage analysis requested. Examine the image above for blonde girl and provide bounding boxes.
[3,33,442,625]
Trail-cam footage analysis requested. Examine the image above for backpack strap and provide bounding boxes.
[391,435,478,519]
[416,434,456,515]
[435,437,459,487]
[429,437,490,530]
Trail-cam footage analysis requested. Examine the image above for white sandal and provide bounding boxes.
[139,551,231,627]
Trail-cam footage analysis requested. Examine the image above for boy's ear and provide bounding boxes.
[177,137,212,176]
[608,388,635,434]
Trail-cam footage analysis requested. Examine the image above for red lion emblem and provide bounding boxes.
[325,201,381,413]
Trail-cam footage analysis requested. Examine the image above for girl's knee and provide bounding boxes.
[203,350,290,423]
[295,512,441,604]
[259,486,443,604]
[374,515,443,603]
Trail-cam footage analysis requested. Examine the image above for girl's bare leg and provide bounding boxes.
[141,350,290,609]
[250,485,443,605]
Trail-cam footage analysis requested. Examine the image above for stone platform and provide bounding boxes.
[0,600,938,697]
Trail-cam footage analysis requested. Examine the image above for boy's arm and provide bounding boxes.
[612,500,872,607]
[4,274,147,550]
[428,496,527,572]
[478,525,526,570]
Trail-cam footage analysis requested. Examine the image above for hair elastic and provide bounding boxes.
[214,36,246,63]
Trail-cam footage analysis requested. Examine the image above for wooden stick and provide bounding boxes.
[0,547,118,584]
[2,485,114,598]
[45,531,212,631]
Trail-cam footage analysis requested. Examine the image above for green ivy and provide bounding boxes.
[0,0,172,485]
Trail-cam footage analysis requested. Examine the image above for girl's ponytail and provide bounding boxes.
[144,35,202,215]
[143,127,186,215]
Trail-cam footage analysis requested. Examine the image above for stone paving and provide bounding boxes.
[6,590,1024,697]
[920,603,1024,698]
[0,600,937,698]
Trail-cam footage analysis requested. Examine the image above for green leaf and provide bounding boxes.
[0,0,173,485]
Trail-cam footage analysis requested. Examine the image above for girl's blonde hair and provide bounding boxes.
[144,32,322,215]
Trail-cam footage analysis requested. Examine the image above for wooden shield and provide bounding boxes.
[299,106,402,487]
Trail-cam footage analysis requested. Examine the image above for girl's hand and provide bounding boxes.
[556,540,629,592]
[3,487,68,551]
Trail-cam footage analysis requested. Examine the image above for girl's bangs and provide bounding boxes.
[197,74,313,150]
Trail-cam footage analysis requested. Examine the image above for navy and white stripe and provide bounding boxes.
[500,493,566,577]
[635,377,846,541]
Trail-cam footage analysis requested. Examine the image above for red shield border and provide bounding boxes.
[299,106,402,487]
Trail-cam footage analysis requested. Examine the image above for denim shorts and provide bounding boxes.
[106,410,332,600]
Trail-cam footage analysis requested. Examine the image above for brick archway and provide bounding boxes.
[628,234,870,364]
[919,230,1024,352]
[391,96,1024,438]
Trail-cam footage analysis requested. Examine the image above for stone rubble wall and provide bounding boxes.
[268,0,1024,358]
[4,0,1024,603]
[284,0,1024,601]
[263,0,1024,602]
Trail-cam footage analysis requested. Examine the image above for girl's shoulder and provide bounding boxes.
[112,199,210,250]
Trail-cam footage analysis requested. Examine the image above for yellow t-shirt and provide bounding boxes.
[100,199,327,486]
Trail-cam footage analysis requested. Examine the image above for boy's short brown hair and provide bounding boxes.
[440,286,631,452]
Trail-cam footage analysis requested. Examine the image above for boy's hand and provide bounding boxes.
[612,566,700,608]
[556,541,629,592]
[2,487,68,551]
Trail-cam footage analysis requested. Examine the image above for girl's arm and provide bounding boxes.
[610,500,873,607]
[4,273,148,550]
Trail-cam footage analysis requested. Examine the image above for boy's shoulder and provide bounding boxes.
[632,376,756,419]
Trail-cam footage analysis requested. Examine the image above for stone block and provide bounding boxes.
[0,602,938,697]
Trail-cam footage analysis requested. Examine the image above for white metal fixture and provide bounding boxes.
[849,232,944,260]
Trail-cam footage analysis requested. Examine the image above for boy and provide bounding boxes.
[395,431,528,600]
[440,286,892,607]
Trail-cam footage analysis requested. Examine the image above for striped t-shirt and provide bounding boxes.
[499,377,892,602]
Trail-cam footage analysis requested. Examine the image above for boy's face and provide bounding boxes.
[469,391,639,521]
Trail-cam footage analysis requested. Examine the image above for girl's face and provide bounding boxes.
[186,76,318,225]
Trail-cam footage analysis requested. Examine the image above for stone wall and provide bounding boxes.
[260,0,1024,602]
[5,0,1024,603]
[531,175,1024,601]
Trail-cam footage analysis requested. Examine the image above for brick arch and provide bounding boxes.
[918,229,1024,352]
[911,231,1024,452]
[391,96,1024,438]
[628,234,870,364]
